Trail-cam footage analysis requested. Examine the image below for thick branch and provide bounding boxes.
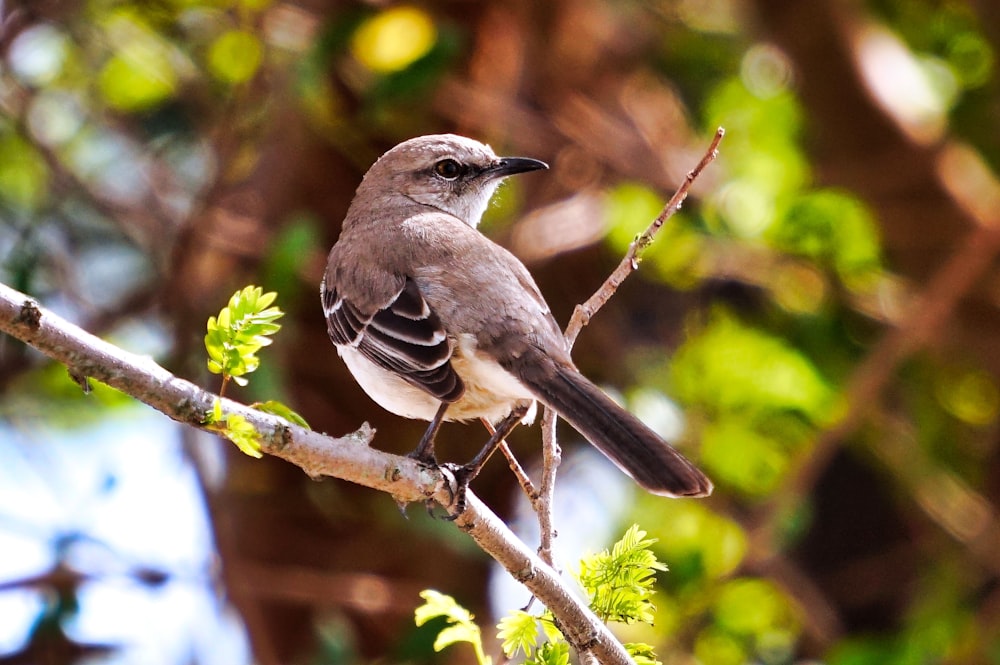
[0,281,634,665]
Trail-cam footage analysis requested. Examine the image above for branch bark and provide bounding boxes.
[0,280,635,665]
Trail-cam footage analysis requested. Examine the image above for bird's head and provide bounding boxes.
[358,134,548,227]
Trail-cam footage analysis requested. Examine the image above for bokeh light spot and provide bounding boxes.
[98,15,178,111]
[208,30,263,84]
[351,7,437,74]
[8,24,68,86]
[740,43,793,99]
[937,369,1000,427]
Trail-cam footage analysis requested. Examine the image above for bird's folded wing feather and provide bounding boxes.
[322,276,465,402]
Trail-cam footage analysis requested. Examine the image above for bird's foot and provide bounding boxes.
[406,447,439,468]
[439,462,476,520]
[439,405,530,519]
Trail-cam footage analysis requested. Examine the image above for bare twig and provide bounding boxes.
[533,129,724,563]
[537,407,561,566]
[498,440,539,499]
[0,281,636,665]
[564,127,725,346]
[480,416,539,501]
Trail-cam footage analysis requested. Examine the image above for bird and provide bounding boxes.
[321,134,712,499]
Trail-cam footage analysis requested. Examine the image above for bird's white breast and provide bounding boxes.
[338,334,536,424]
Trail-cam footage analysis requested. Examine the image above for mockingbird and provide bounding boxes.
[322,134,711,498]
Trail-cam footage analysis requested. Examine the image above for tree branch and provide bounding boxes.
[564,127,725,346]
[0,280,636,665]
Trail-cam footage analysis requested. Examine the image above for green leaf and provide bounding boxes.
[203,399,262,457]
[414,590,490,665]
[204,404,263,458]
[415,590,471,627]
[221,413,263,457]
[497,610,540,657]
[527,641,569,665]
[538,612,563,643]
[434,624,480,652]
[204,285,285,388]
[626,642,662,665]
[206,397,223,425]
[253,400,311,428]
[578,525,666,624]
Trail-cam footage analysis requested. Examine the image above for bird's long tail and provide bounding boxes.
[520,357,712,498]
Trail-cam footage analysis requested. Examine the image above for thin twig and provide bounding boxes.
[537,408,561,566]
[565,127,725,346]
[534,128,724,564]
[498,441,539,499]
[480,416,539,500]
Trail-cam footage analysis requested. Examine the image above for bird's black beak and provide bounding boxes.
[486,157,549,179]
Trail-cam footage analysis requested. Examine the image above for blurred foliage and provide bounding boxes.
[0,361,135,425]
[867,0,999,166]
[668,311,837,496]
[2,0,1000,664]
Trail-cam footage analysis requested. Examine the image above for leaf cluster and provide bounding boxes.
[205,285,284,389]
[416,525,666,665]
[578,524,667,625]
[201,286,308,458]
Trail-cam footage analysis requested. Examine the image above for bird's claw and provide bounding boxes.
[437,462,476,520]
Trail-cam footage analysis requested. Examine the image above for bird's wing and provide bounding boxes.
[322,275,465,402]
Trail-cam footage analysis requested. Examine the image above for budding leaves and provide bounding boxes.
[202,285,308,457]
[205,285,283,387]
[578,524,667,625]
[205,398,261,458]
[252,399,310,428]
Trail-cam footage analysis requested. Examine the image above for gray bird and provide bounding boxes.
[321,134,712,498]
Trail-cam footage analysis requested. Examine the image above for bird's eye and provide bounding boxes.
[434,159,462,180]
